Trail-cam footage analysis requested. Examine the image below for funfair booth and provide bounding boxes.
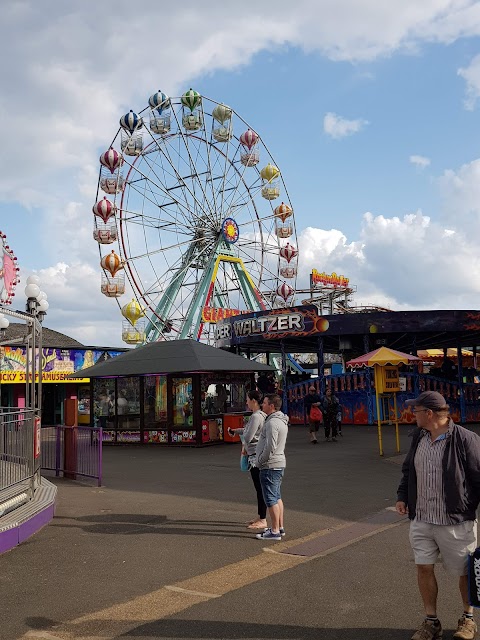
[215,306,480,426]
[69,339,272,445]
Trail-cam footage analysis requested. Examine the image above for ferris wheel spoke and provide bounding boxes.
[141,235,217,300]
[120,206,195,232]
[134,132,216,229]
[136,153,204,228]
[198,103,221,218]
[168,108,217,223]
[217,140,250,217]
[123,159,196,229]
[126,234,215,263]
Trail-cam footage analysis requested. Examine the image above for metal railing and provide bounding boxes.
[0,408,35,505]
[41,426,102,486]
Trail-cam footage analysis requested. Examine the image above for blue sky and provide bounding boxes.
[2,1,480,346]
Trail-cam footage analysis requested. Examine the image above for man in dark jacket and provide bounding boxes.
[321,388,341,442]
[396,391,480,640]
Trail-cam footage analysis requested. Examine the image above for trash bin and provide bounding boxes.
[223,414,247,442]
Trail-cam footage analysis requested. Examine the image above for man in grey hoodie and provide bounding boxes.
[255,394,289,541]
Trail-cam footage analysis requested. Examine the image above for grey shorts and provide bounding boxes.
[409,518,477,576]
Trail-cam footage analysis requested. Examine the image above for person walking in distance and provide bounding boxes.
[396,391,480,640]
[228,390,267,531]
[321,388,340,442]
[304,385,322,444]
[255,394,288,541]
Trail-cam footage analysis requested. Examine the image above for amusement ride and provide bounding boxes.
[92,89,299,345]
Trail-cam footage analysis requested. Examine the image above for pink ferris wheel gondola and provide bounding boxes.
[279,243,298,263]
[93,197,117,223]
[99,147,124,174]
[240,129,259,150]
[276,282,294,302]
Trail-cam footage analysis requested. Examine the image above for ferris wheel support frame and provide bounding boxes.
[143,243,197,340]
[178,241,266,341]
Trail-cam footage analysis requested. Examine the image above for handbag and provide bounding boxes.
[468,547,480,607]
[240,453,249,472]
[309,405,322,422]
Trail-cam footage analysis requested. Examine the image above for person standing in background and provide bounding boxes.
[255,394,288,541]
[228,390,267,531]
[321,388,340,442]
[304,386,322,444]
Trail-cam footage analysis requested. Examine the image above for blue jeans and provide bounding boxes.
[260,468,284,507]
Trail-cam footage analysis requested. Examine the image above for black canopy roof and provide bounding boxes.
[68,339,272,378]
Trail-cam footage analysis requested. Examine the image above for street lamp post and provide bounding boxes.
[24,276,48,421]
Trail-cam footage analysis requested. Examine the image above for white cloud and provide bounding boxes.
[438,158,480,231]
[27,262,131,348]
[3,1,480,345]
[410,154,431,169]
[458,53,480,109]
[323,112,369,139]
[297,208,480,312]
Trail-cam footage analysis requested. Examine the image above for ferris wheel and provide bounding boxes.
[92,89,299,344]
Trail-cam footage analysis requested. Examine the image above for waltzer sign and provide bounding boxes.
[215,306,330,346]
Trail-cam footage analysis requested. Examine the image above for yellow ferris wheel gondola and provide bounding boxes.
[121,298,146,344]
[121,298,144,326]
[260,163,280,200]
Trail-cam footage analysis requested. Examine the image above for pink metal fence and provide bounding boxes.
[40,426,102,486]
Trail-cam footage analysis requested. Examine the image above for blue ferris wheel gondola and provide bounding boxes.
[119,110,143,134]
[148,90,171,114]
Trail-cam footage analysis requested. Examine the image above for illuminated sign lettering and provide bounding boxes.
[215,312,304,341]
[201,307,252,323]
[310,269,349,288]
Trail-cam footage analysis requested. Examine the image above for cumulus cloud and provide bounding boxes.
[323,112,369,139]
[410,154,431,169]
[3,1,480,344]
[458,53,480,109]
[27,262,132,348]
[297,209,480,312]
[438,158,480,231]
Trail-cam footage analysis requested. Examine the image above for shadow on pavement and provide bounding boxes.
[121,618,414,638]
[51,513,252,538]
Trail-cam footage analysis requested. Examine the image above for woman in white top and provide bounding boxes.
[229,389,267,530]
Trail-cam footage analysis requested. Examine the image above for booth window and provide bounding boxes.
[200,373,250,416]
[117,376,140,430]
[144,375,167,428]
[172,377,193,426]
[93,379,115,431]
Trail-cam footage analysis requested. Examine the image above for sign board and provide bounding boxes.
[375,366,400,393]
[310,270,349,289]
[0,372,90,384]
[201,307,251,323]
[0,346,124,383]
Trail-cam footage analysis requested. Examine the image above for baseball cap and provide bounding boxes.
[405,391,448,411]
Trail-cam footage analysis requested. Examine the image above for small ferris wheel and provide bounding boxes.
[92,89,299,344]
[0,231,20,306]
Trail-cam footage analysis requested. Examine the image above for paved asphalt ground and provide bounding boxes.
[1,423,479,640]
